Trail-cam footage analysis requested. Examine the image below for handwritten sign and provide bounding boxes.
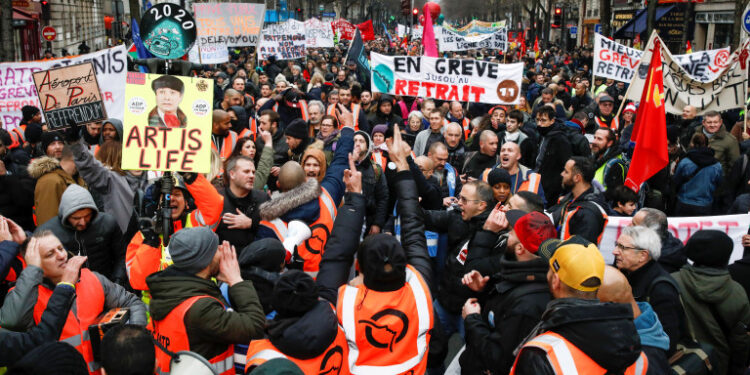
[0,45,127,132]
[122,73,213,173]
[332,19,356,40]
[32,62,106,130]
[193,3,265,47]
[439,27,508,51]
[305,18,334,48]
[188,41,229,64]
[259,20,306,61]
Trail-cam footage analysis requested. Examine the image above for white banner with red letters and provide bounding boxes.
[599,214,750,265]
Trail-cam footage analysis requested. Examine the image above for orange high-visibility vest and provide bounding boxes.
[9,125,27,149]
[336,265,433,374]
[238,118,258,141]
[32,269,105,375]
[151,295,235,375]
[510,331,648,375]
[559,200,609,245]
[371,152,388,170]
[327,103,361,131]
[259,188,337,272]
[518,172,542,194]
[211,130,238,160]
[245,312,349,374]
[595,116,619,131]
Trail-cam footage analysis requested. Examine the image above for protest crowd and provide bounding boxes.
[2,5,750,375]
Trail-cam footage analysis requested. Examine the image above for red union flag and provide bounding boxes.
[624,36,668,193]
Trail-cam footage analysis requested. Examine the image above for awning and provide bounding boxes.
[613,5,674,39]
[13,8,34,21]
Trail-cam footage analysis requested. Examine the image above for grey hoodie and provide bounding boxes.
[102,118,124,142]
[58,184,98,225]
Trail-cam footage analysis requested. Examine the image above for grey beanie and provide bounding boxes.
[168,227,219,274]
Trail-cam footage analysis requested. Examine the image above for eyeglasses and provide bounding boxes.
[458,196,479,204]
[614,242,644,252]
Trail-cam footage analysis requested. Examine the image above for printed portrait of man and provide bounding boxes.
[148,75,188,128]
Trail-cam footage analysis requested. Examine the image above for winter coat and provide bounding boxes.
[36,184,125,282]
[27,157,87,226]
[265,300,341,360]
[424,208,490,314]
[0,168,35,231]
[254,142,274,190]
[512,298,644,374]
[216,187,269,251]
[729,257,750,302]
[357,157,389,230]
[463,151,499,179]
[0,264,146,331]
[0,283,75,367]
[460,256,551,374]
[147,267,265,360]
[624,260,686,354]
[413,128,444,157]
[695,125,740,175]
[673,147,722,207]
[550,187,609,245]
[658,232,687,274]
[672,265,750,375]
[70,142,135,233]
[535,123,572,205]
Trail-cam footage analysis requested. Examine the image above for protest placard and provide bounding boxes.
[411,25,423,39]
[259,20,306,61]
[397,24,406,38]
[439,27,508,51]
[332,19,356,40]
[0,45,127,132]
[32,62,106,130]
[600,214,750,265]
[625,32,750,115]
[122,73,213,173]
[193,3,265,47]
[370,53,523,104]
[594,33,731,83]
[188,41,229,64]
[305,18,334,48]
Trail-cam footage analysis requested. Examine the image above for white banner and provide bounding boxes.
[625,33,750,115]
[397,24,406,38]
[259,20,306,61]
[370,53,523,104]
[188,42,229,64]
[304,18,334,48]
[0,45,127,131]
[411,26,423,39]
[600,214,750,265]
[594,33,731,83]
[439,27,508,51]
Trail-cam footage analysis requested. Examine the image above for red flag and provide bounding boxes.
[521,40,527,57]
[357,20,375,41]
[421,4,438,57]
[686,40,693,53]
[400,34,409,49]
[624,38,668,193]
[533,36,540,58]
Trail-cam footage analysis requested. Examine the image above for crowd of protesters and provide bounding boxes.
[0,32,749,375]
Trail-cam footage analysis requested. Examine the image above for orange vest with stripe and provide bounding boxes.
[275,101,310,121]
[260,189,337,272]
[212,130,238,161]
[245,319,349,374]
[595,116,619,131]
[9,125,26,149]
[151,295,235,375]
[510,331,648,375]
[238,118,258,141]
[559,200,609,244]
[327,103,361,131]
[32,269,105,375]
[336,265,433,374]
[518,171,542,194]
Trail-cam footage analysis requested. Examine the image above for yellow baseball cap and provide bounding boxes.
[538,236,605,292]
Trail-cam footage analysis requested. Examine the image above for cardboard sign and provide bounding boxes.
[0,45,127,132]
[188,42,229,64]
[439,27,508,51]
[259,20,306,61]
[304,18,334,48]
[600,214,750,265]
[32,62,106,130]
[594,33,732,83]
[193,3,265,47]
[122,73,213,173]
[625,33,750,115]
[370,53,523,104]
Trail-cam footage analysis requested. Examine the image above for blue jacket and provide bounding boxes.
[673,148,722,207]
[635,302,670,351]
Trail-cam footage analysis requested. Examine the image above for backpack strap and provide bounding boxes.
[646,275,681,304]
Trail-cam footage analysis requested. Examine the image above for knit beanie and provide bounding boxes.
[357,234,407,292]
[684,230,734,268]
[7,342,88,375]
[168,227,219,274]
[41,131,64,153]
[371,124,388,138]
[284,118,308,140]
[21,105,40,123]
[487,168,511,187]
[271,270,319,318]
[25,123,43,144]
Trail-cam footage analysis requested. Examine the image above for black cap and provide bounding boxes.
[357,234,407,292]
[271,270,319,318]
[151,75,185,94]
[684,230,734,268]
[599,95,615,103]
[505,209,527,228]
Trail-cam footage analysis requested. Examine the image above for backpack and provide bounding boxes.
[566,130,591,157]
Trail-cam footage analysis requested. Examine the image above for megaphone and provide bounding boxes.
[168,351,220,375]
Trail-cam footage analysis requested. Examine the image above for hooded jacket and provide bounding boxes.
[265,300,340,360]
[513,298,644,374]
[69,142,135,234]
[658,232,687,274]
[461,256,551,374]
[36,184,125,282]
[28,156,87,226]
[672,265,750,375]
[102,118,123,142]
[536,122,573,205]
[229,105,250,135]
[354,131,389,230]
[146,267,265,360]
[673,147,722,207]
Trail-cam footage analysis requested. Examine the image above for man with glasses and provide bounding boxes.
[592,94,619,131]
[423,180,493,339]
[613,226,686,356]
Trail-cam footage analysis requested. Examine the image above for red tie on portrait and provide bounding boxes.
[164,112,180,128]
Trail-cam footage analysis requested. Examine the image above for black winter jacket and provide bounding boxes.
[535,123,572,205]
[550,187,608,245]
[357,158,389,230]
[460,256,551,374]
[216,187,268,251]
